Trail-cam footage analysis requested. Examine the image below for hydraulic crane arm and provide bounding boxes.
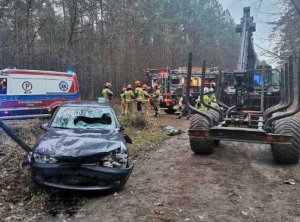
[236,7,256,72]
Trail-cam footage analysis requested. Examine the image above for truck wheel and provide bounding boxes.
[271,118,300,164]
[164,107,177,114]
[189,114,214,154]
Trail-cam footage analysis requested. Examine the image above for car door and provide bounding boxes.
[0,77,12,118]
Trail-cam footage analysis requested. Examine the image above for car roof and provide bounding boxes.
[60,100,111,108]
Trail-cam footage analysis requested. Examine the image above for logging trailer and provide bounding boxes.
[186,7,300,164]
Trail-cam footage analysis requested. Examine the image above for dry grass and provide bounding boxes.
[0,119,47,221]
[119,113,148,129]
[118,113,168,158]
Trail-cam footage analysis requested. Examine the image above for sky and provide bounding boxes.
[218,0,282,65]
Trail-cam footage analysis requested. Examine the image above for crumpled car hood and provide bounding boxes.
[34,128,125,157]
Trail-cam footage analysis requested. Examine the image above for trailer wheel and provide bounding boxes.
[207,110,220,146]
[271,118,300,164]
[207,110,220,125]
[189,114,214,154]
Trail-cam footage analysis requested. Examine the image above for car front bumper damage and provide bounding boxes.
[31,162,133,191]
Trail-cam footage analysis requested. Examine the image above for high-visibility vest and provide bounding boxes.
[102,88,113,100]
[209,93,219,108]
[210,93,216,102]
[152,89,161,102]
[135,87,144,102]
[124,90,134,102]
[142,90,149,103]
[196,94,210,111]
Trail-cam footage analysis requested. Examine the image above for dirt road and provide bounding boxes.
[1,116,299,221]
[36,115,300,222]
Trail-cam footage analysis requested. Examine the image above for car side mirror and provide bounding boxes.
[124,134,133,144]
[119,126,125,132]
[40,123,49,131]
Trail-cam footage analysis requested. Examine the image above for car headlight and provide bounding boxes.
[28,152,57,164]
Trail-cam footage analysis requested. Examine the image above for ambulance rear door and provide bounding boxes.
[11,73,47,117]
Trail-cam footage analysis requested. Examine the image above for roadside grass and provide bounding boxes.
[119,114,168,158]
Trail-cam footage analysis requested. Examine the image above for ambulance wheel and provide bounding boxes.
[189,114,214,154]
[271,118,300,164]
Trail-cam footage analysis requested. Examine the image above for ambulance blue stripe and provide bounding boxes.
[0,91,80,101]
[0,109,50,119]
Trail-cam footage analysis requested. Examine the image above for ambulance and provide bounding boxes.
[0,69,80,119]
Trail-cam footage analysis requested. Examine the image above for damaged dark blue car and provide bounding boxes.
[27,100,133,191]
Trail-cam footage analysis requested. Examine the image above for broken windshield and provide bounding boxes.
[51,106,116,129]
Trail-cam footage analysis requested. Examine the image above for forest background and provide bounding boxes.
[0,0,298,99]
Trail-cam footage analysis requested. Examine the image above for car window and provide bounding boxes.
[51,106,116,129]
[0,78,7,94]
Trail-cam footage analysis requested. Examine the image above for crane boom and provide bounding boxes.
[236,7,256,72]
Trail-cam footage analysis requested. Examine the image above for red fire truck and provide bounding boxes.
[145,67,217,114]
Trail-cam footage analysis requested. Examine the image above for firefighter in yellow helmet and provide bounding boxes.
[196,87,210,111]
[151,83,161,117]
[102,82,113,101]
[120,87,127,115]
[134,80,144,112]
[124,84,135,115]
[142,84,150,116]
